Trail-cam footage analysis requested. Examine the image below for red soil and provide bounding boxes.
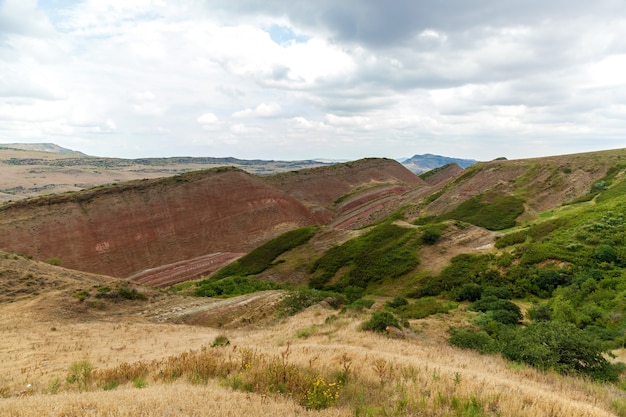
[0,168,319,278]
[0,159,426,285]
[128,252,245,287]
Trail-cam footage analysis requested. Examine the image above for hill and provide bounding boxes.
[0,158,422,282]
[401,153,478,174]
[4,147,626,416]
[0,143,472,203]
[0,167,321,278]
[0,251,620,417]
[266,157,427,229]
[0,142,85,154]
[416,148,626,222]
[0,145,330,203]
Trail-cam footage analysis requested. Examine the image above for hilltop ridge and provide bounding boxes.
[0,158,422,280]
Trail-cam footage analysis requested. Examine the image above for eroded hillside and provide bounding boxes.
[0,167,320,278]
[0,158,424,281]
[419,149,626,221]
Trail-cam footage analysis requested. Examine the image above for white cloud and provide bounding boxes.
[0,0,55,38]
[586,55,626,88]
[233,102,282,118]
[1,1,626,161]
[230,123,263,134]
[197,113,219,125]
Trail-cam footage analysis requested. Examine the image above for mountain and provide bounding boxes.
[0,142,477,203]
[401,153,478,174]
[0,142,86,155]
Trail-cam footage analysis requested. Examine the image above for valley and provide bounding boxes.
[2,145,626,416]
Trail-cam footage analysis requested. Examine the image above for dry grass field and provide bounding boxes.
[1,257,623,417]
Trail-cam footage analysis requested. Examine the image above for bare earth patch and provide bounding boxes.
[418,223,497,274]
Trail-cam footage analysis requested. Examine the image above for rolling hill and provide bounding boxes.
[0,158,422,281]
[3,147,626,416]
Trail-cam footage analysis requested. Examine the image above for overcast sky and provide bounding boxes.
[1,0,625,161]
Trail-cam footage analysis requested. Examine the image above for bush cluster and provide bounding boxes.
[309,223,419,290]
[362,311,400,333]
[195,276,282,298]
[212,226,317,279]
[438,192,525,230]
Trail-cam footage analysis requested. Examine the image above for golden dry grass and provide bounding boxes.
[0,251,622,416]
[1,297,623,417]
[1,381,351,417]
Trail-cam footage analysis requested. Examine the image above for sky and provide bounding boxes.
[1,0,626,161]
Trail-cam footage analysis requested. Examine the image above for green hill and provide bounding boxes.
[202,148,626,382]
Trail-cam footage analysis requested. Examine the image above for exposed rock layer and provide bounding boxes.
[0,159,422,279]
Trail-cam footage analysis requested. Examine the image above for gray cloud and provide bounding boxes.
[1,0,626,161]
[203,0,626,46]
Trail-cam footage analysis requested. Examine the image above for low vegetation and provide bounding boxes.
[438,192,525,230]
[195,276,283,297]
[212,226,317,280]
[309,223,420,292]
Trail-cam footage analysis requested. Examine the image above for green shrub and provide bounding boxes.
[502,321,620,382]
[386,297,408,309]
[421,226,442,245]
[362,311,400,333]
[486,309,523,325]
[45,257,63,266]
[454,284,483,302]
[482,286,511,300]
[211,335,230,347]
[394,297,453,319]
[342,285,365,304]
[449,328,500,354]
[528,219,565,241]
[213,226,317,279]
[115,286,147,300]
[595,244,618,263]
[438,192,525,230]
[133,376,147,388]
[526,304,552,321]
[530,268,572,298]
[495,231,527,248]
[470,296,522,325]
[102,380,119,391]
[310,223,419,290]
[195,276,282,298]
[74,290,89,302]
[279,289,334,316]
[67,359,93,391]
[345,298,376,311]
[414,254,493,297]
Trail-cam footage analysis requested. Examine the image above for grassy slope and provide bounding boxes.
[6,149,626,415]
[0,292,619,417]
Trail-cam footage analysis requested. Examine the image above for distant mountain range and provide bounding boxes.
[0,143,477,175]
[400,154,478,174]
[0,142,86,155]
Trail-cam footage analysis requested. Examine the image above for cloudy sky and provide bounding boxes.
[1,0,626,161]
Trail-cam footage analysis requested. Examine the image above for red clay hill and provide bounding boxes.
[0,159,423,282]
